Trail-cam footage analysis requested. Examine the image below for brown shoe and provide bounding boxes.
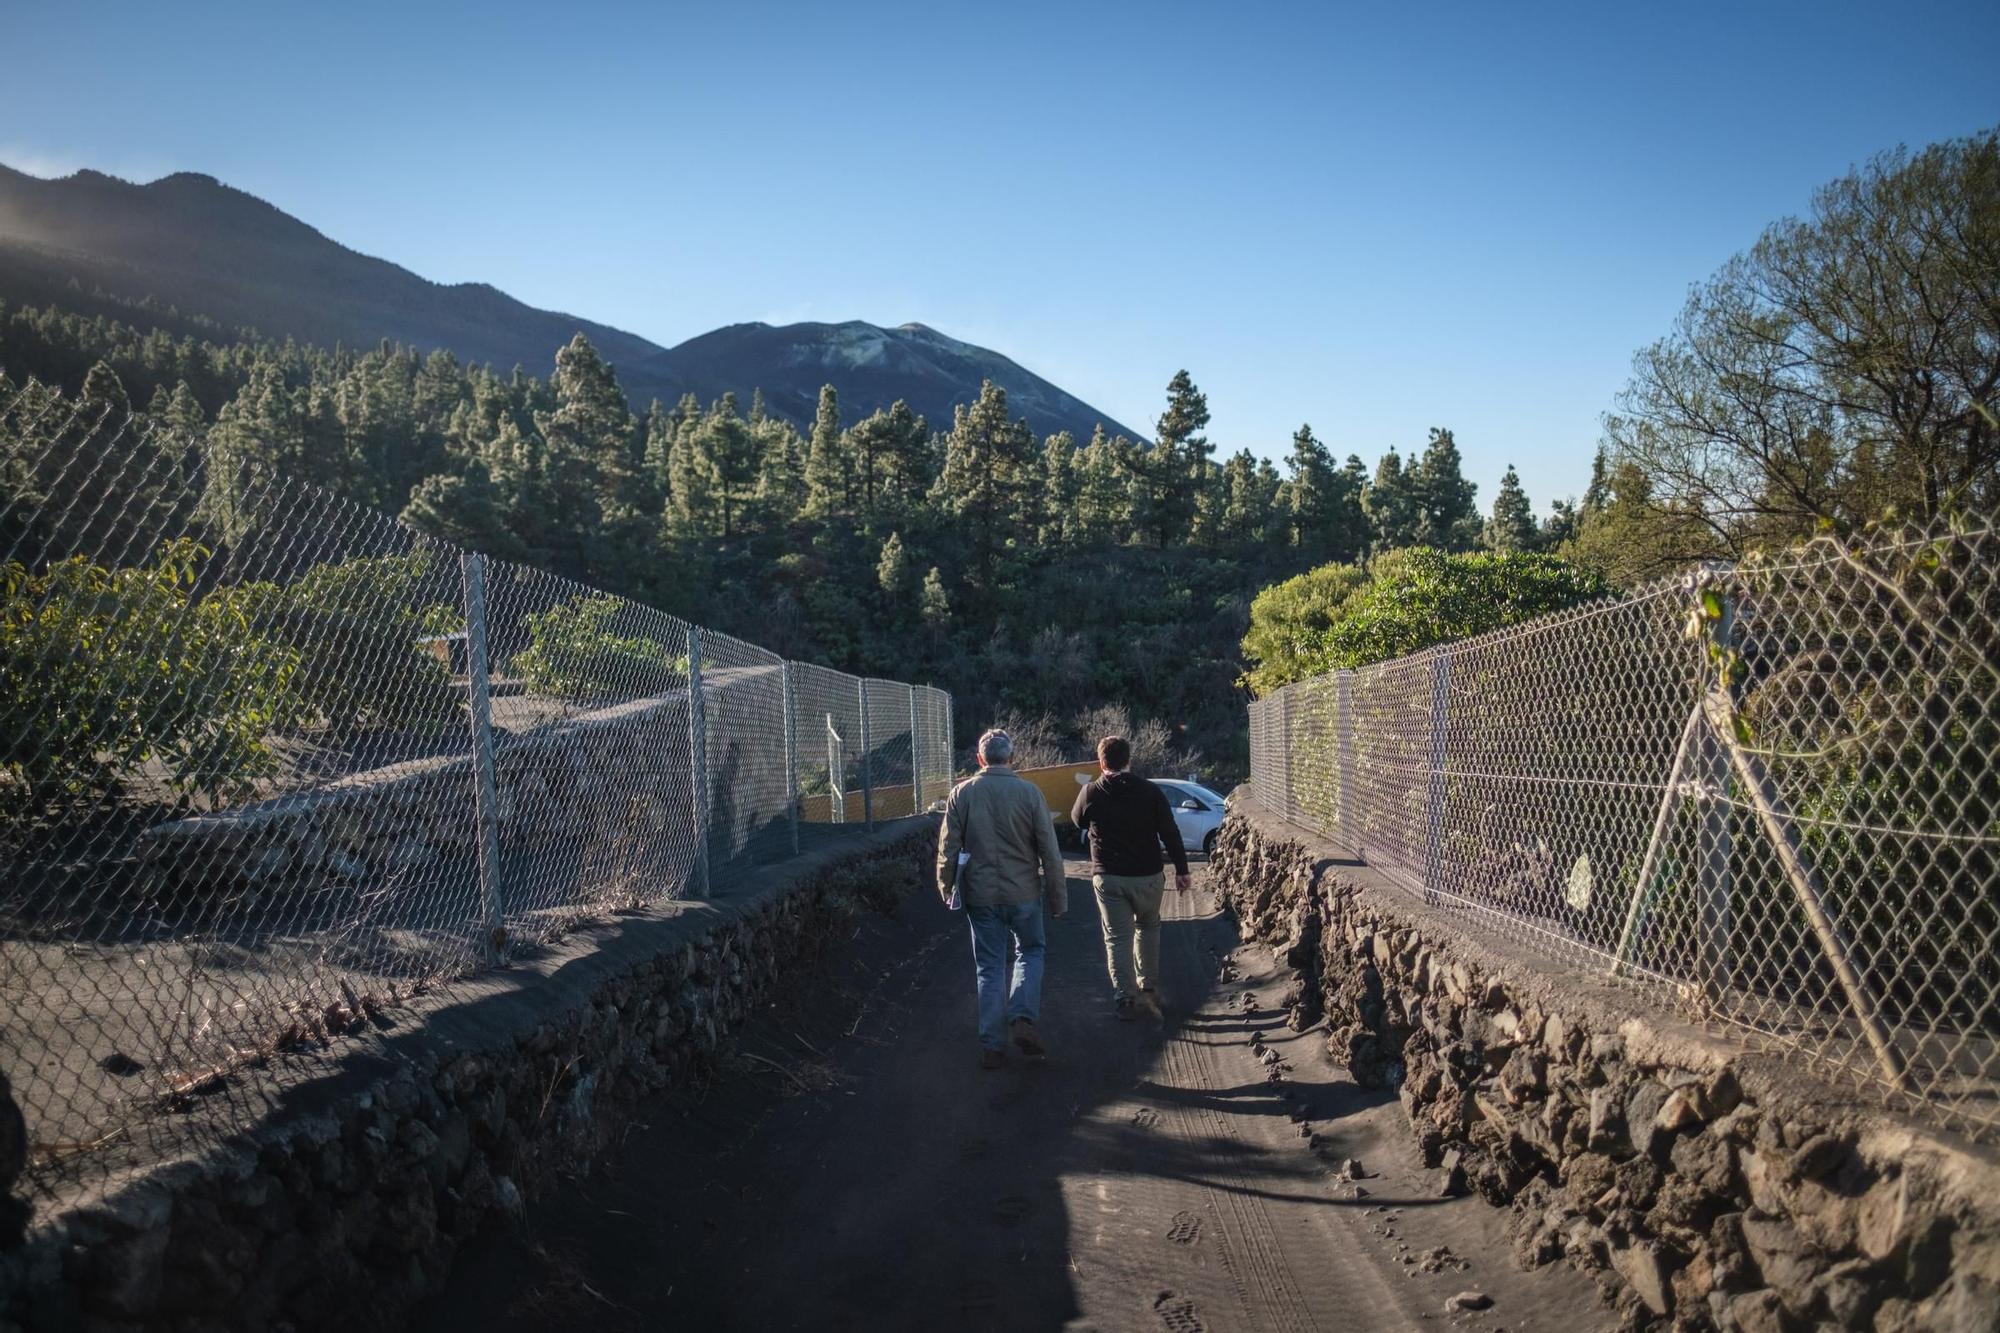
[980,1048,1004,1070]
[1135,988,1164,1021]
[1010,1019,1047,1059]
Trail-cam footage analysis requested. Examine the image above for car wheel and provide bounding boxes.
[1202,830,1217,855]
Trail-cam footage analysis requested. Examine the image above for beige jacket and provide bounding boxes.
[936,767,1068,913]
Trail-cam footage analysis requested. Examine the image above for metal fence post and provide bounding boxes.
[909,686,923,813]
[1698,583,1734,999]
[1336,669,1355,848]
[1278,687,1296,827]
[944,694,955,787]
[1421,648,1452,902]
[460,553,507,963]
[686,625,710,898]
[781,660,800,856]
[858,678,875,831]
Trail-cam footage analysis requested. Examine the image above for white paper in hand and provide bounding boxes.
[948,851,969,911]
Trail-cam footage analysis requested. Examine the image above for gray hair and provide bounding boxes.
[977,728,1014,765]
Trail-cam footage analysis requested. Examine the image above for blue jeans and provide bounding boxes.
[966,902,1046,1051]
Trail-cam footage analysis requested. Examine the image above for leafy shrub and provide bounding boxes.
[210,551,459,732]
[0,539,299,807]
[512,594,686,702]
[1241,547,1610,691]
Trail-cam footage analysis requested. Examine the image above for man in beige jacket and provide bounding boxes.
[937,728,1068,1068]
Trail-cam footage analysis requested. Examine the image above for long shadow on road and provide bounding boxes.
[417,861,1604,1333]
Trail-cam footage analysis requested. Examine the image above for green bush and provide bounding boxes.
[0,539,299,806]
[1241,547,1610,691]
[512,594,686,702]
[211,551,459,732]
[2,542,469,813]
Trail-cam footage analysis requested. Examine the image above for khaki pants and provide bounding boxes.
[1093,871,1165,999]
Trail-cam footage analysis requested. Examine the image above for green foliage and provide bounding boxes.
[0,540,296,807]
[1599,127,1999,570]
[1242,547,1610,690]
[209,551,460,732]
[0,539,467,810]
[1239,561,1374,696]
[511,594,685,702]
[1483,465,1540,553]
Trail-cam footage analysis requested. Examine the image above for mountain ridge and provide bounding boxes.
[0,164,1141,443]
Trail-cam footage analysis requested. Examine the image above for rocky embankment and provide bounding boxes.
[1210,794,2000,1332]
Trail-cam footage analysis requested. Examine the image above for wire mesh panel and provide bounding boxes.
[786,661,865,845]
[1,397,488,1187]
[914,685,953,808]
[702,630,790,870]
[1431,589,1699,962]
[477,556,700,937]
[1345,649,1440,884]
[861,679,916,820]
[0,384,955,1198]
[1285,675,1343,839]
[1247,525,2000,1142]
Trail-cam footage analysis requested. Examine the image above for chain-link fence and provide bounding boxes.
[0,390,955,1196]
[1248,524,1999,1143]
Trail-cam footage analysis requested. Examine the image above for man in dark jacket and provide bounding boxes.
[1070,735,1190,1020]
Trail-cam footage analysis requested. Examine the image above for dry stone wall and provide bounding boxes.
[0,819,933,1333]
[1212,793,2000,1333]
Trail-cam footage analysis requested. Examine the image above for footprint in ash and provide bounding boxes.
[1165,1210,1203,1245]
[1153,1289,1205,1333]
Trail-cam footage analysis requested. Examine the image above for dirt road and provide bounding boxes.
[420,855,1607,1332]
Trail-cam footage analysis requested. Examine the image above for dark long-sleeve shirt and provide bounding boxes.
[1071,770,1189,877]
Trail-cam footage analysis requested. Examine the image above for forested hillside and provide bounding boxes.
[0,285,1561,774]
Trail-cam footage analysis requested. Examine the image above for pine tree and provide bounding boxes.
[152,380,206,463]
[1220,449,1278,545]
[666,409,715,539]
[1540,498,1580,549]
[641,398,674,513]
[933,380,1034,587]
[1139,370,1212,546]
[1364,449,1418,550]
[1483,465,1540,552]
[1410,428,1480,549]
[1074,426,1136,545]
[876,531,911,597]
[1039,432,1078,548]
[847,402,926,524]
[1318,454,1369,563]
[919,565,951,627]
[202,362,308,539]
[803,383,848,518]
[1285,422,1336,553]
[1579,445,1611,520]
[702,393,760,538]
[754,415,807,523]
[534,334,636,544]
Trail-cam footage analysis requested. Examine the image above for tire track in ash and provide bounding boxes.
[1150,884,1317,1333]
[1146,881,1426,1333]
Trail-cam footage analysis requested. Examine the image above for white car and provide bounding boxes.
[1153,778,1228,856]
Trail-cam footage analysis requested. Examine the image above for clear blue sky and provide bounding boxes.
[5,0,1996,512]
